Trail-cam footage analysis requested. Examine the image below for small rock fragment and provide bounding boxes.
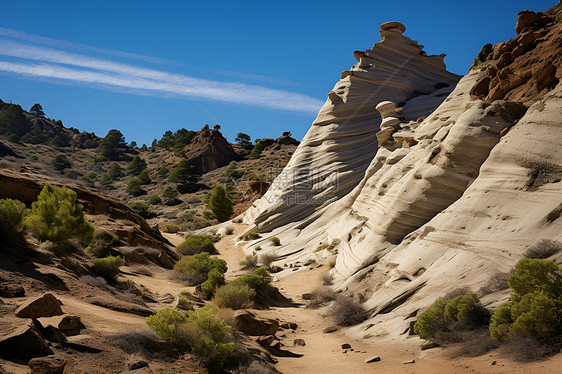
[341,343,352,349]
[420,340,440,350]
[365,356,381,363]
[293,338,306,346]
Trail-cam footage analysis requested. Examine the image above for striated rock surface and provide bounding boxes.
[231,15,562,340]
[241,22,459,232]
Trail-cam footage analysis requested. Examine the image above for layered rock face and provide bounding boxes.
[238,16,562,339]
[241,22,459,231]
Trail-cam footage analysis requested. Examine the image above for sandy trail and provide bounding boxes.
[211,224,562,374]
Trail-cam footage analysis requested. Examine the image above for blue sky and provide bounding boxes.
[0,0,555,146]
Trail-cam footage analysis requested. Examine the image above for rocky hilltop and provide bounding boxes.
[235,11,562,341]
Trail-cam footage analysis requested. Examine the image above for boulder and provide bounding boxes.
[341,343,352,349]
[234,310,279,336]
[256,335,275,348]
[268,342,304,358]
[28,357,66,374]
[420,340,440,350]
[0,325,53,359]
[293,338,306,346]
[16,293,63,318]
[515,10,540,35]
[58,316,86,336]
[323,326,339,333]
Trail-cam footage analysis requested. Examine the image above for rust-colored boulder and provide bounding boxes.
[28,357,66,374]
[16,293,63,318]
[0,325,53,359]
[234,310,279,336]
[515,10,540,35]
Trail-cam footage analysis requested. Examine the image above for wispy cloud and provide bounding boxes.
[0,30,324,114]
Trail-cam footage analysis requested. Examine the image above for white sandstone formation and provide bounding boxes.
[241,22,459,232]
[232,21,562,340]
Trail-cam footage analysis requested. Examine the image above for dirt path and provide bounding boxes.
[212,224,562,374]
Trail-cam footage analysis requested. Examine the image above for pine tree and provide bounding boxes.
[207,185,233,222]
[98,129,128,160]
[29,103,45,117]
[127,155,147,176]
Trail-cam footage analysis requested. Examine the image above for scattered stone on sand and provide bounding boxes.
[280,322,298,330]
[323,326,339,333]
[341,343,352,349]
[0,325,53,359]
[256,335,276,349]
[293,338,306,346]
[420,340,440,350]
[58,315,86,336]
[365,356,381,363]
[234,310,279,336]
[129,361,149,370]
[28,357,66,374]
[15,293,63,318]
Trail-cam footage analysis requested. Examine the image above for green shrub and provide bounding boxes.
[177,297,193,311]
[158,167,169,178]
[231,266,271,295]
[127,155,147,176]
[86,230,120,257]
[93,255,124,281]
[244,231,260,240]
[25,184,94,242]
[240,253,258,269]
[129,201,154,219]
[414,299,449,339]
[146,306,235,369]
[224,162,244,179]
[207,185,233,223]
[126,178,146,196]
[445,292,490,327]
[145,307,189,350]
[137,169,151,185]
[162,187,181,206]
[248,142,264,159]
[161,223,181,233]
[81,171,97,186]
[330,296,368,326]
[214,283,255,309]
[201,211,214,221]
[201,268,225,299]
[177,235,216,255]
[148,195,161,205]
[52,155,71,172]
[489,259,562,341]
[174,252,227,285]
[0,198,26,236]
[270,237,281,246]
[224,226,234,235]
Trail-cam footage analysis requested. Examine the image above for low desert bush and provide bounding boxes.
[87,230,121,257]
[201,268,226,299]
[146,306,235,370]
[174,252,227,285]
[240,254,258,270]
[224,226,234,235]
[258,253,277,268]
[330,296,368,326]
[306,286,336,309]
[270,237,281,246]
[161,223,181,233]
[129,201,155,219]
[25,184,94,242]
[148,195,162,205]
[0,198,26,237]
[414,291,490,343]
[523,239,561,259]
[242,231,260,241]
[479,272,511,295]
[177,297,193,311]
[93,255,124,281]
[231,267,271,293]
[110,327,167,357]
[214,283,255,309]
[177,235,216,255]
[321,272,334,286]
[489,259,562,343]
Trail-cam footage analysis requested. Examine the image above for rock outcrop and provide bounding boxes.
[182,126,239,174]
[0,325,53,360]
[234,16,562,340]
[241,22,459,232]
[0,169,177,267]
